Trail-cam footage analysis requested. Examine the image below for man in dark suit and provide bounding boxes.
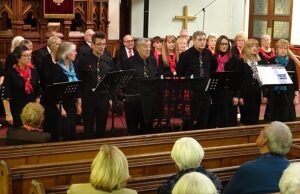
[76,29,94,61]
[120,38,157,135]
[114,34,136,70]
[31,36,56,71]
[78,32,114,139]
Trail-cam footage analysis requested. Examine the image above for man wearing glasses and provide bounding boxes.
[78,32,114,139]
[114,34,136,70]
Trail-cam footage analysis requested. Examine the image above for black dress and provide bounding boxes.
[232,46,241,61]
[2,65,41,127]
[209,56,239,128]
[176,46,213,129]
[45,63,80,141]
[157,55,176,77]
[267,58,298,122]
[239,59,262,125]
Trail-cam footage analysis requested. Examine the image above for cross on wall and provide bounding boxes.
[174,5,196,29]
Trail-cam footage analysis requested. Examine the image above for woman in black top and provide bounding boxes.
[239,39,265,125]
[209,35,239,128]
[2,45,41,127]
[268,39,299,122]
[44,41,81,141]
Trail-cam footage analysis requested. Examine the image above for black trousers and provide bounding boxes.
[124,101,153,135]
[82,93,109,138]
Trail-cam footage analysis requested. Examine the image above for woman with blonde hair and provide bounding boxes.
[267,39,299,122]
[177,37,188,54]
[232,32,246,60]
[172,172,217,194]
[206,33,217,55]
[158,35,179,76]
[68,145,137,194]
[238,38,264,124]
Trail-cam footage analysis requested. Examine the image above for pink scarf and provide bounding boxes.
[216,54,229,72]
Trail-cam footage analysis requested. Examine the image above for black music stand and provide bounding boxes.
[93,69,135,135]
[205,71,243,92]
[46,81,81,141]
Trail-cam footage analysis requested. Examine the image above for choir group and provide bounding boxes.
[1,29,298,141]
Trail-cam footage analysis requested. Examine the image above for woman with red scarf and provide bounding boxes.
[209,35,239,128]
[158,35,179,77]
[151,36,163,66]
[2,45,41,127]
[259,34,276,65]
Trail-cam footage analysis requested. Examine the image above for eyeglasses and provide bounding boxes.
[124,40,134,43]
[21,54,31,58]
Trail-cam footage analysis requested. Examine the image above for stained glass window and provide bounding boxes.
[253,0,268,15]
[253,20,267,38]
[273,21,289,39]
[274,0,291,16]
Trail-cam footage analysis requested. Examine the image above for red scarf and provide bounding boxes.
[237,46,243,59]
[216,54,230,72]
[15,63,34,94]
[153,50,161,66]
[259,48,276,59]
[168,54,177,73]
[208,47,215,55]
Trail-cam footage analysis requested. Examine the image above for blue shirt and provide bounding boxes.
[224,153,289,194]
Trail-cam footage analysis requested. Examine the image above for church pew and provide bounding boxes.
[2,121,300,168]
[30,166,238,194]
[3,142,300,194]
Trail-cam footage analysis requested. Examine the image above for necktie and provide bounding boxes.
[144,60,149,78]
[96,57,101,81]
[128,49,133,57]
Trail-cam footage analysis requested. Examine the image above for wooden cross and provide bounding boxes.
[175,5,196,29]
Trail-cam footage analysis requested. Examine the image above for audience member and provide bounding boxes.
[224,121,293,194]
[158,137,222,194]
[67,145,137,194]
[172,172,217,194]
[279,162,300,194]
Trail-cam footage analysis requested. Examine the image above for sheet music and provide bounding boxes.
[256,65,293,86]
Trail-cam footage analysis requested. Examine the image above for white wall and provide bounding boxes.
[131,0,245,39]
[291,0,300,45]
[108,0,120,40]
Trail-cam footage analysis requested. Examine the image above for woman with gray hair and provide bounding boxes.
[44,41,81,141]
[224,121,292,194]
[158,137,222,194]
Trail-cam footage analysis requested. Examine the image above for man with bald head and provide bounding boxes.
[114,34,136,69]
[77,29,95,60]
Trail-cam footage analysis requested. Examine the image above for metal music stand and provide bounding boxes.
[93,69,136,134]
[205,71,243,92]
[46,81,82,141]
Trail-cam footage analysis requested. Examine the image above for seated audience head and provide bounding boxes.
[256,121,292,155]
[90,145,130,192]
[279,162,300,194]
[56,41,77,62]
[207,33,218,52]
[21,102,45,128]
[172,172,217,194]
[242,38,261,62]
[123,34,134,50]
[20,39,33,54]
[151,36,163,52]
[84,29,95,44]
[179,29,190,41]
[47,36,62,54]
[177,37,188,54]
[234,31,246,49]
[136,38,151,60]
[11,36,25,53]
[13,45,31,67]
[215,35,231,56]
[91,31,107,56]
[192,31,207,52]
[275,39,289,58]
[171,137,204,170]
[260,34,271,50]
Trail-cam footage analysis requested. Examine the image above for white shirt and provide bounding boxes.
[125,47,134,58]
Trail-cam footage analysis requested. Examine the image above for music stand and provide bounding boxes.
[93,69,136,135]
[46,81,82,141]
[205,71,243,92]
